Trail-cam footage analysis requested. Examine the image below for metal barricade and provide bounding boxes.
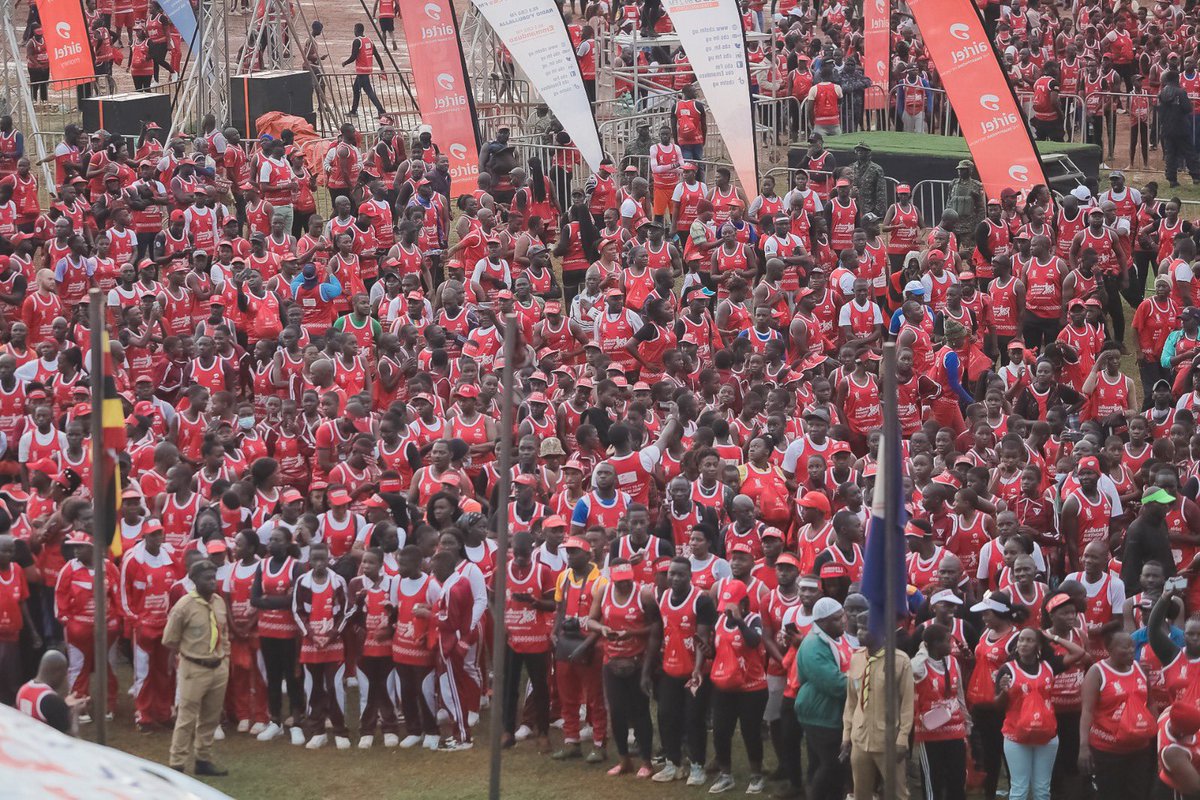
[1078,90,1161,166]
[911,179,952,227]
[1015,91,1085,144]
[313,71,422,136]
[752,94,801,151]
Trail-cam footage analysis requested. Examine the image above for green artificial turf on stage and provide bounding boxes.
[821,131,1097,158]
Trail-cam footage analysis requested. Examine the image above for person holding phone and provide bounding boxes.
[1146,586,1200,707]
[585,558,660,777]
[996,627,1085,800]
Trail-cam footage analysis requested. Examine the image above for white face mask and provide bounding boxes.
[238,416,255,430]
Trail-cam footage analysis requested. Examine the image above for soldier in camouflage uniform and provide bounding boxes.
[851,142,888,218]
[947,159,986,250]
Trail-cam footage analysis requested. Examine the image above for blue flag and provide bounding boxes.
[860,405,908,641]
[158,0,198,50]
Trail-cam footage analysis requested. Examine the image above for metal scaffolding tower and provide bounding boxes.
[0,0,54,188]
[169,0,231,137]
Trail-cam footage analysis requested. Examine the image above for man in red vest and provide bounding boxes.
[343,23,386,117]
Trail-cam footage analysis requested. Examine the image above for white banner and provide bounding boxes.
[471,0,604,171]
[660,0,758,193]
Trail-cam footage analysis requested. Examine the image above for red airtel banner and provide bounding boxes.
[907,0,1046,198]
[398,0,480,188]
[863,0,889,111]
[38,0,95,87]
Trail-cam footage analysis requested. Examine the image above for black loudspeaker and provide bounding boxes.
[81,92,172,140]
[230,70,315,139]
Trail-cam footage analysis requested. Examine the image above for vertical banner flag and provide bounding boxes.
[98,332,127,558]
[907,0,1046,197]
[660,0,758,193]
[37,0,95,87]
[470,0,604,171]
[864,0,890,111]
[399,0,481,187]
[860,382,907,641]
[157,0,199,49]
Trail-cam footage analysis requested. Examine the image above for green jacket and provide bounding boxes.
[793,630,847,729]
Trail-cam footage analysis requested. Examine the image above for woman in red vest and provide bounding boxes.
[1079,631,1157,800]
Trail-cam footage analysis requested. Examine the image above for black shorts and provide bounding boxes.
[380,17,395,32]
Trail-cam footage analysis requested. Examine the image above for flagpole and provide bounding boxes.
[880,340,899,800]
[488,313,518,800]
[88,289,108,746]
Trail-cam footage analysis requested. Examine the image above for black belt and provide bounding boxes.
[182,654,222,669]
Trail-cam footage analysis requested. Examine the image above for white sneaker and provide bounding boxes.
[515,724,533,741]
[306,733,328,749]
[256,722,282,741]
[687,764,707,786]
[335,736,351,750]
[290,726,307,746]
[213,725,225,741]
[438,738,474,752]
[237,719,250,733]
[399,734,422,748]
[345,676,358,690]
[423,734,441,750]
[746,774,766,794]
[467,711,479,727]
[709,773,735,794]
[79,713,93,725]
[551,718,565,729]
[383,733,401,748]
[249,722,267,736]
[357,735,374,749]
[652,763,679,782]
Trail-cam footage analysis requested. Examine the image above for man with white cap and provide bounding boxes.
[794,596,852,800]
[888,280,932,335]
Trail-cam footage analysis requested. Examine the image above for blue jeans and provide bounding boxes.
[1003,736,1058,800]
[680,143,705,164]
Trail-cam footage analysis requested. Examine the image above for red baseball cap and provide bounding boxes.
[327,488,352,506]
[717,580,748,611]
[797,491,832,515]
[610,563,635,581]
[543,515,568,529]
[454,384,480,398]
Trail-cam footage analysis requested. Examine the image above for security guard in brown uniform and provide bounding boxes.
[163,559,230,776]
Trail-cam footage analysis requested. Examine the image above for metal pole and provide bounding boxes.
[880,340,899,800]
[487,314,518,800]
[88,289,108,746]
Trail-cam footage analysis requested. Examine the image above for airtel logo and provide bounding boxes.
[980,94,1001,111]
[1008,165,1029,183]
[949,23,970,40]
[424,2,441,21]
[436,73,455,91]
[449,143,468,160]
[55,21,72,39]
